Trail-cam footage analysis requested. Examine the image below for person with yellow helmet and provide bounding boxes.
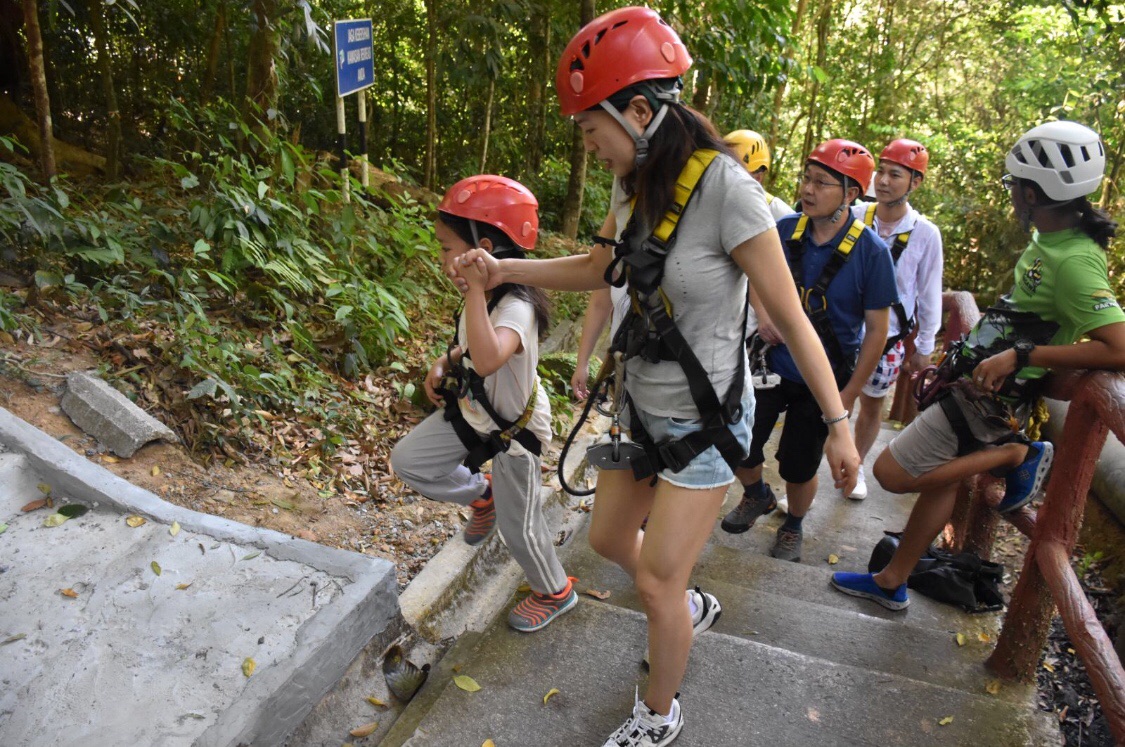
[726,129,794,221]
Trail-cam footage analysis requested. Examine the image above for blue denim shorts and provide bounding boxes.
[629,390,755,490]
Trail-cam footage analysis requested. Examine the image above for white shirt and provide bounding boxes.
[458,294,552,454]
[766,194,794,222]
[851,201,944,355]
[609,179,633,339]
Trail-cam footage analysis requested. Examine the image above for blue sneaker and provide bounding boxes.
[998,441,1054,515]
[830,572,909,611]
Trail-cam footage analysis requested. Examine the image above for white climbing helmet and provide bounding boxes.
[1005,121,1105,202]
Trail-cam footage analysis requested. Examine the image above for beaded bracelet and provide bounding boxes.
[821,411,850,426]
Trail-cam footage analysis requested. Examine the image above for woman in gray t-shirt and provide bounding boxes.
[459,8,861,746]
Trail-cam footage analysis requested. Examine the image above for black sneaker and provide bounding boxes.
[720,484,777,534]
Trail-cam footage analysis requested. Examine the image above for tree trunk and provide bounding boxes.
[200,0,228,105]
[423,0,437,190]
[560,0,596,239]
[244,0,280,141]
[691,73,712,112]
[766,0,808,189]
[87,0,121,178]
[20,0,54,181]
[799,0,832,165]
[479,76,494,174]
[526,2,549,174]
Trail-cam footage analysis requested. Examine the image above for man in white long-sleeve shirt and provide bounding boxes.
[848,138,944,499]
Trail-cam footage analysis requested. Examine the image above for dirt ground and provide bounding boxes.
[0,328,469,590]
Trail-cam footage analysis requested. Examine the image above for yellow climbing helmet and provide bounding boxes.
[726,129,770,173]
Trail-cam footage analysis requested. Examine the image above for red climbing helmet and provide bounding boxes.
[807,139,875,192]
[880,138,929,175]
[437,175,539,251]
[555,6,692,117]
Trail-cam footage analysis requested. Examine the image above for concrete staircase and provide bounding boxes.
[382,427,1060,746]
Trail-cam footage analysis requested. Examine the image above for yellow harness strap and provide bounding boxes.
[789,216,865,312]
[650,149,721,246]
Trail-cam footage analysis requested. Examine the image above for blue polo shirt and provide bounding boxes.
[769,214,899,384]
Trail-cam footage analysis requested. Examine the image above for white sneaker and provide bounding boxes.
[602,688,683,747]
[847,467,868,501]
[776,493,789,514]
[643,588,722,668]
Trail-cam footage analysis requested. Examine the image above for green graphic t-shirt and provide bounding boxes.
[963,228,1125,386]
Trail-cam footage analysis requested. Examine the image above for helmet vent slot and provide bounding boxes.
[1059,144,1076,168]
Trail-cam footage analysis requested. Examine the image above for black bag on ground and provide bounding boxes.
[868,531,1005,613]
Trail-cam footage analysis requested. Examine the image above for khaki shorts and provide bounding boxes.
[887,390,1013,477]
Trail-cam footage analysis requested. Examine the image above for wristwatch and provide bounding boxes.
[1013,339,1035,370]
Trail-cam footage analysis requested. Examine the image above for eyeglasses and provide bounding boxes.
[801,173,844,190]
[1001,173,1016,191]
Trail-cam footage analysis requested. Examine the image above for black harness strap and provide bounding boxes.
[608,149,750,479]
[439,295,542,473]
[938,392,980,457]
[786,215,864,378]
[860,203,916,354]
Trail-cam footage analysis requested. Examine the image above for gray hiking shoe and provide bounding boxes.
[720,484,777,534]
[770,526,803,562]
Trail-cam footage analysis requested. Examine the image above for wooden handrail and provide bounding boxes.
[913,292,1125,743]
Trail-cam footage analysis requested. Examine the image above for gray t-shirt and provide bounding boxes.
[622,154,775,418]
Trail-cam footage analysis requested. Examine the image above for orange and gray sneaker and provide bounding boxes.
[463,476,495,546]
[508,577,578,632]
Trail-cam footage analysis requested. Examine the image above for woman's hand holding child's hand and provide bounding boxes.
[458,250,488,293]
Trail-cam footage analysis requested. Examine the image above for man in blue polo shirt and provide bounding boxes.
[722,139,899,562]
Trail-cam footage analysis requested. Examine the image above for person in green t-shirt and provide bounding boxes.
[830,121,1125,611]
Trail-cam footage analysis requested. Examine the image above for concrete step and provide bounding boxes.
[563,523,999,637]
[397,599,1058,746]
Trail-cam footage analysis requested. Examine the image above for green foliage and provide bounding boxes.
[0,103,451,449]
[538,352,579,438]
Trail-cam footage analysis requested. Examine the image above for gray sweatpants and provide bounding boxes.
[390,411,567,595]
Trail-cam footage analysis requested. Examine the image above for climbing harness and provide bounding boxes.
[436,297,543,474]
[860,202,916,354]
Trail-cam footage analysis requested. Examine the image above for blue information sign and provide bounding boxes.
[334,19,374,97]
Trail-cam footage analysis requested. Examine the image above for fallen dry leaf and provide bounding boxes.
[151,561,162,576]
[242,657,256,677]
[977,632,991,643]
[125,515,146,528]
[37,482,51,495]
[483,741,496,747]
[21,498,49,512]
[102,455,119,464]
[453,675,481,692]
[241,551,261,561]
[985,680,1001,696]
[1,633,27,645]
[955,633,966,647]
[43,513,69,527]
[365,696,386,708]
[585,588,611,600]
[517,583,531,593]
[349,722,378,738]
[827,554,840,565]
[60,588,78,598]
[939,716,954,726]
[151,465,162,477]
[1042,662,1055,673]
[543,687,560,705]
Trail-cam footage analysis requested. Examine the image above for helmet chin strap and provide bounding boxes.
[469,220,481,249]
[599,87,679,168]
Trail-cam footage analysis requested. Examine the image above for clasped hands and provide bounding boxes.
[448,248,499,295]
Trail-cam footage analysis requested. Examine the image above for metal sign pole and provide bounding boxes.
[337,95,349,203]
[357,91,369,191]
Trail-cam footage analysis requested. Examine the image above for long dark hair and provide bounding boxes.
[1020,179,1118,250]
[436,211,551,338]
[608,81,735,231]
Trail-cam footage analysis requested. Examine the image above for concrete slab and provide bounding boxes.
[400,600,1058,746]
[718,420,917,569]
[0,407,398,747]
[563,524,1000,636]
